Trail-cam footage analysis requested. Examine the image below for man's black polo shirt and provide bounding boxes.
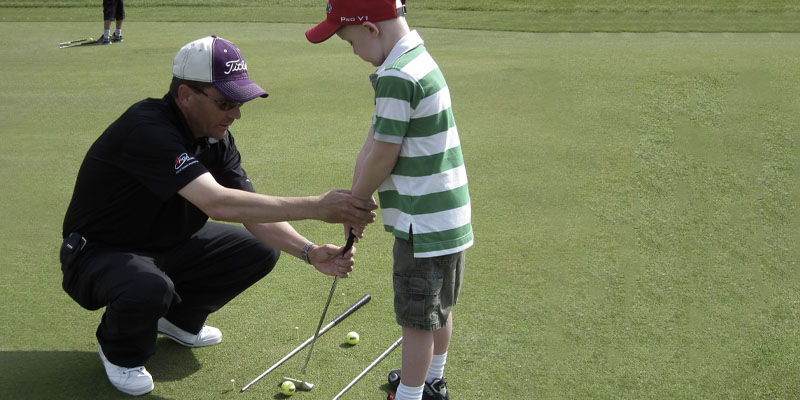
[62,94,255,250]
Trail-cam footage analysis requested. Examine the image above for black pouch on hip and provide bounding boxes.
[60,232,87,268]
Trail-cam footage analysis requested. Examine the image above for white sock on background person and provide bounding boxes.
[426,352,448,383]
[394,382,424,400]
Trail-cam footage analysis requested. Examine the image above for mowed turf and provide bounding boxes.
[0,18,798,400]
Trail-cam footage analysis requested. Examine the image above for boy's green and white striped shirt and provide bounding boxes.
[372,30,473,258]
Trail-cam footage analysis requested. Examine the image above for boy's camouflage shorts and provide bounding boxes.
[392,235,465,331]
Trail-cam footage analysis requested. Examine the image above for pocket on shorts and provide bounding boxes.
[393,272,444,326]
[394,273,443,296]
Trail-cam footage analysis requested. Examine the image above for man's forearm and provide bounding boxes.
[208,187,321,223]
[180,174,320,223]
[181,173,376,225]
[244,221,309,259]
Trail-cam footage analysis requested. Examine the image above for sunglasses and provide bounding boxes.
[187,85,244,111]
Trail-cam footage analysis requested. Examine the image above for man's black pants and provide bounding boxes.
[61,222,279,367]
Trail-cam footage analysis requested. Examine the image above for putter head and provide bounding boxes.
[281,377,314,391]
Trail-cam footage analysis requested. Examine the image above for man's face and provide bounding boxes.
[337,25,385,67]
[183,85,243,140]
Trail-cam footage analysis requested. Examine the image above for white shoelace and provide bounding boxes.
[122,366,146,375]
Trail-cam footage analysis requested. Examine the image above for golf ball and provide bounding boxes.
[346,331,360,345]
[281,380,296,396]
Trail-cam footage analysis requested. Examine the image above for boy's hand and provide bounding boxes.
[344,223,367,243]
[308,243,356,278]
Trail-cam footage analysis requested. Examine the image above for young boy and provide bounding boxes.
[306,1,473,399]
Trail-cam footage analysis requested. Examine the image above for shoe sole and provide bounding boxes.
[118,382,154,396]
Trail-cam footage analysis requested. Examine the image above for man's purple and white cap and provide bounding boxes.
[172,35,268,103]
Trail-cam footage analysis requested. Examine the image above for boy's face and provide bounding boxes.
[336,24,385,67]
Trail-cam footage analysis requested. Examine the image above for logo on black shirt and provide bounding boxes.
[175,153,198,174]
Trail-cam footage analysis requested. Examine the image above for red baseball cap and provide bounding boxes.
[306,0,407,44]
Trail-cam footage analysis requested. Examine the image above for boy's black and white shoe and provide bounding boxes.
[387,369,450,400]
[93,36,112,45]
[423,378,450,400]
[388,368,401,391]
[110,33,123,43]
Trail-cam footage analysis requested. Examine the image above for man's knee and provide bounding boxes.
[129,271,175,312]
[251,243,280,279]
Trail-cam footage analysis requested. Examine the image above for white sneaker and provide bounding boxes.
[98,345,154,396]
[157,317,222,347]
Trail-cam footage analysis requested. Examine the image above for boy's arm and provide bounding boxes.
[352,125,402,200]
[352,125,375,191]
[345,125,401,240]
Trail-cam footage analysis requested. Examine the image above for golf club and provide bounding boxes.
[59,37,90,46]
[239,292,370,392]
[59,39,97,48]
[332,337,404,400]
[280,377,314,391]
[300,231,356,374]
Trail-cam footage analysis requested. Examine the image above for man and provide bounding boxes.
[60,35,376,396]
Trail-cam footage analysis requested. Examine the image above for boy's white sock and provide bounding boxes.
[426,352,448,383]
[103,29,110,38]
[394,382,423,400]
[115,29,122,36]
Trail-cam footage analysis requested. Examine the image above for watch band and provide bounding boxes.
[301,242,315,265]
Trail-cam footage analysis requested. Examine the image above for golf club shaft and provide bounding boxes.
[300,275,339,373]
[59,40,95,48]
[240,293,370,392]
[300,231,356,374]
[332,337,404,400]
[59,38,88,45]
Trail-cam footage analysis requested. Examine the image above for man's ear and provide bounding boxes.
[363,21,380,38]
[176,84,193,107]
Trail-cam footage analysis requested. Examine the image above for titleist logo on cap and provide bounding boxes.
[224,59,247,75]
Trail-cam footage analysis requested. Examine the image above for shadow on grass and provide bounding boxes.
[0,338,200,399]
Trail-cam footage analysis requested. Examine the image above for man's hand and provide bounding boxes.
[308,243,356,278]
[343,195,374,243]
[316,189,377,225]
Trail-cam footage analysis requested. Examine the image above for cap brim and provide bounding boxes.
[306,20,341,44]
[214,79,269,103]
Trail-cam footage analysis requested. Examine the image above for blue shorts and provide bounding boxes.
[392,235,465,331]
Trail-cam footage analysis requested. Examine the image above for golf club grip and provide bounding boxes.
[240,294,371,392]
[341,231,355,257]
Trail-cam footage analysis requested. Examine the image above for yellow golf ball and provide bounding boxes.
[280,380,296,396]
[346,331,360,345]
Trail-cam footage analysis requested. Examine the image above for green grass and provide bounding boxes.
[1,0,799,32]
[1,3,799,400]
